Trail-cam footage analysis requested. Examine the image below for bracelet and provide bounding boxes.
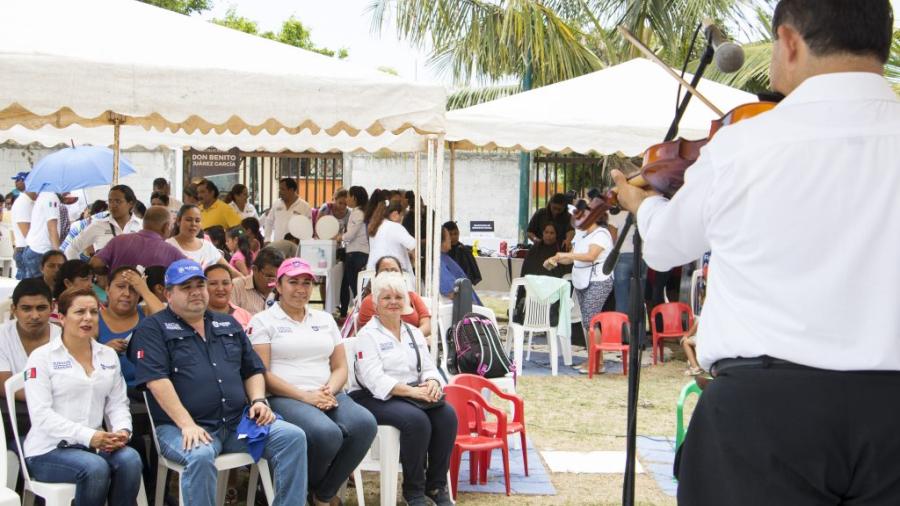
[251,398,269,408]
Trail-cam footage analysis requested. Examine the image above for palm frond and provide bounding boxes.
[447,84,523,110]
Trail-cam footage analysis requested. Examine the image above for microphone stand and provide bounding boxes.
[619,38,716,506]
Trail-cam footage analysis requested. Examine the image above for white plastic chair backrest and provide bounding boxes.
[563,274,582,321]
[142,392,164,455]
[343,337,359,390]
[357,270,376,299]
[522,285,553,331]
[507,278,526,322]
[0,228,12,259]
[471,305,499,328]
[4,374,27,484]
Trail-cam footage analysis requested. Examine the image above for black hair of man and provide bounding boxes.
[442,221,459,232]
[549,193,566,206]
[152,177,168,190]
[279,177,299,192]
[772,0,892,63]
[144,266,166,292]
[12,277,52,306]
[40,250,65,268]
[198,179,220,199]
[253,246,286,271]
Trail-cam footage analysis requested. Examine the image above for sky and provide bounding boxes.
[199,0,443,84]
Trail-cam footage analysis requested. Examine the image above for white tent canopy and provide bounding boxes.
[0,125,427,154]
[446,58,756,155]
[0,0,445,143]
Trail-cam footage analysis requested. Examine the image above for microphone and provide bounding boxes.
[703,21,745,73]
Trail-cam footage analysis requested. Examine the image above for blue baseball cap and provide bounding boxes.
[164,259,207,286]
[11,172,28,182]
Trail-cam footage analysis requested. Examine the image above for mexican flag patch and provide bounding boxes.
[24,368,36,380]
[136,349,145,360]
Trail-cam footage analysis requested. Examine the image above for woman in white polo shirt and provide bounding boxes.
[349,272,456,506]
[22,286,142,506]
[249,258,376,506]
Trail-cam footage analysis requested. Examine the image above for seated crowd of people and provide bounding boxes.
[0,177,466,506]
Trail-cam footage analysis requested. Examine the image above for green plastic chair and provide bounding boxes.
[675,380,702,451]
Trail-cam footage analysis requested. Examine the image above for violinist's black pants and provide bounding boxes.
[676,364,900,505]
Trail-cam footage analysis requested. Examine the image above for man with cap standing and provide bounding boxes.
[128,259,308,506]
[10,172,26,197]
[9,179,35,279]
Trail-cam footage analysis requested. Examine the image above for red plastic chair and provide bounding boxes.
[588,312,631,377]
[445,384,511,498]
[650,302,693,364]
[450,374,528,479]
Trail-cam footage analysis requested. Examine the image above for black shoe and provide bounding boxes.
[403,495,434,506]
[426,487,453,506]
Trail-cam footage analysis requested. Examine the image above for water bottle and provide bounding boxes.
[317,248,327,269]
[499,241,508,257]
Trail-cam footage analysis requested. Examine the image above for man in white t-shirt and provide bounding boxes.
[21,192,61,279]
[0,278,60,399]
[264,178,311,242]
[10,191,35,279]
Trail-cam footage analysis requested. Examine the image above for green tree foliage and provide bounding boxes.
[138,0,211,15]
[211,9,349,58]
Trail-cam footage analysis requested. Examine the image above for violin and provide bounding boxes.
[607,100,777,206]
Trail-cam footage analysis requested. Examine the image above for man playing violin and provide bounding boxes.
[613,1,900,504]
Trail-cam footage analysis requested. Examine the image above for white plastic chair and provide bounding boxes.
[506,277,572,376]
[0,385,19,505]
[356,270,376,302]
[5,374,75,505]
[143,393,274,506]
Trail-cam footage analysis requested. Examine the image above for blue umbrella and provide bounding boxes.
[25,146,137,192]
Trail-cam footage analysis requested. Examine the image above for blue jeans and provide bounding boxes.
[25,446,142,506]
[13,248,25,280]
[270,393,377,501]
[21,247,43,280]
[614,252,647,314]
[155,420,307,506]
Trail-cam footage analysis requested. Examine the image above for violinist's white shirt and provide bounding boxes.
[637,72,900,371]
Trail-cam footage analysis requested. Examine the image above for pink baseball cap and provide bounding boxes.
[269,258,316,287]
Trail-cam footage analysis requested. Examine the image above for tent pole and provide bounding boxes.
[449,142,455,221]
[414,152,421,292]
[431,135,445,354]
[109,113,124,184]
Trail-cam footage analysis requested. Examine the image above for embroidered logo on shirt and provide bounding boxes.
[164,322,182,331]
[52,360,73,370]
[276,326,293,333]
[100,363,117,370]
[310,325,321,331]
[357,351,363,359]
[24,368,36,380]
[136,350,145,360]
[379,342,395,352]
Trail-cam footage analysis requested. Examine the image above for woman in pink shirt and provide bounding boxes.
[204,264,253,328]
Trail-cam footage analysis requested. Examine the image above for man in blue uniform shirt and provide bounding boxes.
[128,259,307,506]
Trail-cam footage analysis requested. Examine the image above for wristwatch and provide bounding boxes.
[251,398,270,408]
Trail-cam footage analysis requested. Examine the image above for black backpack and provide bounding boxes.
[447,313,515,379]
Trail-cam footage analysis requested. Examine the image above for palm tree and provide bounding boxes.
[368,0,604,88]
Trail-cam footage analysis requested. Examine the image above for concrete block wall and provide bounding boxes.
[345,150,522,245]
[0,143,178,206]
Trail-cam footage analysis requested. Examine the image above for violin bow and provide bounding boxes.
[617,26,724,117]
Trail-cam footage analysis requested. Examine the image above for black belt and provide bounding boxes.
[710,356,814,377]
